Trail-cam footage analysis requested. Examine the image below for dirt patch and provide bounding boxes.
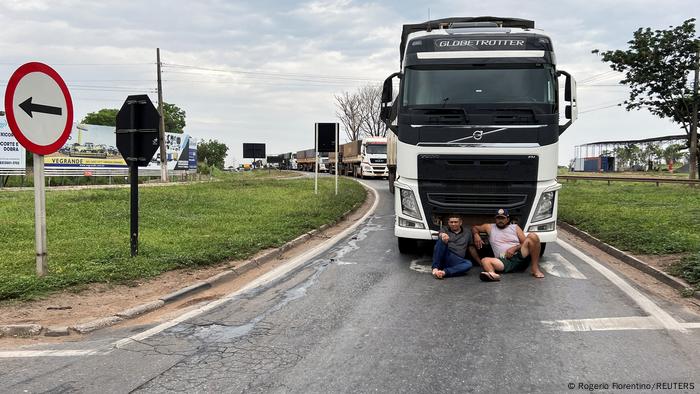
[0,182,375,346]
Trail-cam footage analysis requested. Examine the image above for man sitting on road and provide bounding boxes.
[432,215,475,279]
[471,208,544,281]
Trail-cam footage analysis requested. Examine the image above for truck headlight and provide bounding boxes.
[532,191,555,222]
[400,188,422,220]
[362,163,372,171]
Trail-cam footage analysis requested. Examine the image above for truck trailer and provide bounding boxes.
[380,16,578,253]
[296,149,328,172]
[329,137,389,178]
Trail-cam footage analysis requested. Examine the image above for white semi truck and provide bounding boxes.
[330,137,389,178]
[380,16,578,253]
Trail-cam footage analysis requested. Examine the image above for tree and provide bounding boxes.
[592,19,699,179]
[662,143,685,170]
[163,102,186,134]
[81,108,118,126]
[358,84,385,137]
[197,139,228,169]
[80,102,186,133]
[335,91,363,141]
[335,83,386,141]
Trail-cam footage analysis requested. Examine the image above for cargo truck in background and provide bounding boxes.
[380,16,578,253]
[329,137,389,178]
[296,149,328,172]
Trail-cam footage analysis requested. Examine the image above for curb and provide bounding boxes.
[0,182,370,338]
[558,221,699,300]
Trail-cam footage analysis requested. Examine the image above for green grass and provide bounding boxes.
[559,181,700,254]
[0,173,365,300]
[559,181,700,289]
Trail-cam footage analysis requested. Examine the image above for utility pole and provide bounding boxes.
[690,42,699,181]
[157,48,168,182]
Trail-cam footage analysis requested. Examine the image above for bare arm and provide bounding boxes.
[471,223,491,249]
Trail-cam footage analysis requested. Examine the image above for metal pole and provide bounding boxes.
[689,43,699,180]
[335,123,340,196]
[157,48,168,183]
[315,123,319,195]
[33,153,47,276]
[130,161,139,257]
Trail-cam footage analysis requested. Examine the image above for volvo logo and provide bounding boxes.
[472,130,484,141]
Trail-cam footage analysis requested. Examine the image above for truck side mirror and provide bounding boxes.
[557,70,578,134]
[380,72,401,124]
[382,77,393,103]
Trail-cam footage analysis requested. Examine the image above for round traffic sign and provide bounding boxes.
[3,62,73,155]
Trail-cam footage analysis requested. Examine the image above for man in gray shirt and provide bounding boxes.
[432,215,475,279]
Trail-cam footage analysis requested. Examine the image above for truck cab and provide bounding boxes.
[380,17,578,253]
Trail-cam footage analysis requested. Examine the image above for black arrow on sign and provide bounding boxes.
[19,97,62,118]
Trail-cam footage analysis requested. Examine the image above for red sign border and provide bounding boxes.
[3,62,74,155]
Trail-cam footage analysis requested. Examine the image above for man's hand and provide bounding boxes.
[473,233,483,249]
[440,232,449,244]
[505,245,519,259]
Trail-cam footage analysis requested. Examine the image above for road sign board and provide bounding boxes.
[243,143,266,159]
[115,94,161,167]
[316,123,337,153]
[3,62,74,155]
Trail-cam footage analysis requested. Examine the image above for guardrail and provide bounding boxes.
[558,175,700,186]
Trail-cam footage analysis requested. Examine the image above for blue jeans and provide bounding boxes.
[432,240,473,277]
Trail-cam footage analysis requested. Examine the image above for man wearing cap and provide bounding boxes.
[431,215,475,279]
[471,208,544,281]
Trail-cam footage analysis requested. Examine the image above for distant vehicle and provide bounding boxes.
[329,137,388,178]
[295,149,329,172]
[68,142,107,159]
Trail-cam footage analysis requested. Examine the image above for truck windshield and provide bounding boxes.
[366,144,387,154]
[402,66,556,106]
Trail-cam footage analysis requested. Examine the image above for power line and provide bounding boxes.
[162,62,381,83]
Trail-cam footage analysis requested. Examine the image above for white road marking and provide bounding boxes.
[409,259,433,274]
[554,239,686,332]
[336,261,358,265]
[682,323,700,329]
[542,316,664,332]
[539,253,587,279]
[0,349,102,358]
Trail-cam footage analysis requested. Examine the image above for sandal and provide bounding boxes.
[479,271,500,282]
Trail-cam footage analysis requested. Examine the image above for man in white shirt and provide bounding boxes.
[471,208,543,281]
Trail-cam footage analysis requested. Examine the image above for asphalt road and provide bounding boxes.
[1,179,699,393]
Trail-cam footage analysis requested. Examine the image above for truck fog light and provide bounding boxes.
[528,222,555,232]
[532,191,555,222]
[400,188,422,220]
[398,217,425,229]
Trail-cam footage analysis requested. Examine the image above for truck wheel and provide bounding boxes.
[388,169,396,194]
[398,237,417,254]
[539,243,547,257]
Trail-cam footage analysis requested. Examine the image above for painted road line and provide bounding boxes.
[542,316,664,332]
[555,239,686,332]
[114,181,380,349]
[0,349,102,358]
[539,253,587,279]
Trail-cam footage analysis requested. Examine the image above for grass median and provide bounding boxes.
[558,180,700,289]
[0,171,366,301]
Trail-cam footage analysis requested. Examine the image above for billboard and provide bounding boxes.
[243,143,265,159]
[44,123,196,170]
[316,123,338,153]
[0,115,27,172]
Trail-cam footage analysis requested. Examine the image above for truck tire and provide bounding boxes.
[398,237,417,254]
[388,168,396,194]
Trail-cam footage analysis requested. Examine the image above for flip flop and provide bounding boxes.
[479,271,500,282]
[532,271,545,279]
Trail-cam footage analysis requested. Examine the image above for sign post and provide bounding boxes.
[116,95,161,257]
[4,62,73,276]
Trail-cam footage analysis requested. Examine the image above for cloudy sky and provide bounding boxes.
[1,0,697,166]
